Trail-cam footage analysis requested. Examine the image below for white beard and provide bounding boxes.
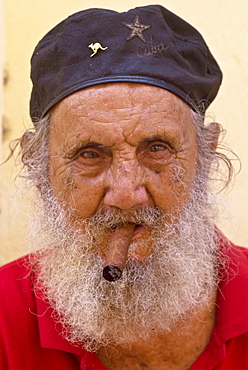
[30,176,221,352]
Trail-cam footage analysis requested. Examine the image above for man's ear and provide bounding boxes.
[20,130,45,193]
[199,121,221,175]
[206,121,220,153]
[20,131,35,161]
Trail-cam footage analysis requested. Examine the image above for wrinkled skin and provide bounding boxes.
[47,83,222,370]
[49,83,198,261]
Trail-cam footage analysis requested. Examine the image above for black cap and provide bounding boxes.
[30,5,222,123]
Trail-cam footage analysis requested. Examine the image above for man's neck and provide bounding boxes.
[97,289,217,370]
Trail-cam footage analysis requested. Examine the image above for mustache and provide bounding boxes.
[86,206,163,231]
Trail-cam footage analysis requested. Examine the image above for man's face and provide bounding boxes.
[34,83,221,349]
[48,83,198,260]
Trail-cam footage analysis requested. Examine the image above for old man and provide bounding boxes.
[1,5,248,370]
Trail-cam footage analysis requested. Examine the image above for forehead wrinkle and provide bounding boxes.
[63,84,166,119]
[128,113,184,146]
[51,84,195,151]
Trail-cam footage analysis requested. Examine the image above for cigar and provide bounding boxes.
[102,223,136,282]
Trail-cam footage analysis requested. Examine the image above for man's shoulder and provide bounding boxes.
[215,236,248,344]
[226,243,248,274]
[220,235,248,288]
[0,255,36,316]
[217,230,248,267]
[0,254,32,286]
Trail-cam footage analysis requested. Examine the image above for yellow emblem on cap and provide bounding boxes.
[88,42,108,57]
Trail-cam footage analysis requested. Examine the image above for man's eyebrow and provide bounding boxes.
[139,136,177,151]
[141,136,169,143]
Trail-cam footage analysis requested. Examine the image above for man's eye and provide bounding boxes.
[80,150,100,159]
[149,144,166,152]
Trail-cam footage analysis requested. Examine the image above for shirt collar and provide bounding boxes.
[36,296,84,356]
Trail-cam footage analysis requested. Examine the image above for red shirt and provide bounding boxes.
[1,235,248,369]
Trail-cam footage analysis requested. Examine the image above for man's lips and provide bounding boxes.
[131,224,150,241]
[108,224,150,241]
[96,223,152,262]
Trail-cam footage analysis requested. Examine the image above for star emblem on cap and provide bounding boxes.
[123,15,151,44]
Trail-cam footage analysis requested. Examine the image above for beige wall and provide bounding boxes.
[1,0,248,265]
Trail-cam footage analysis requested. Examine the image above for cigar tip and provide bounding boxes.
[103,265,122,282]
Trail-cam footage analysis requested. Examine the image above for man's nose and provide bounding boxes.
[103,161,149,210]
